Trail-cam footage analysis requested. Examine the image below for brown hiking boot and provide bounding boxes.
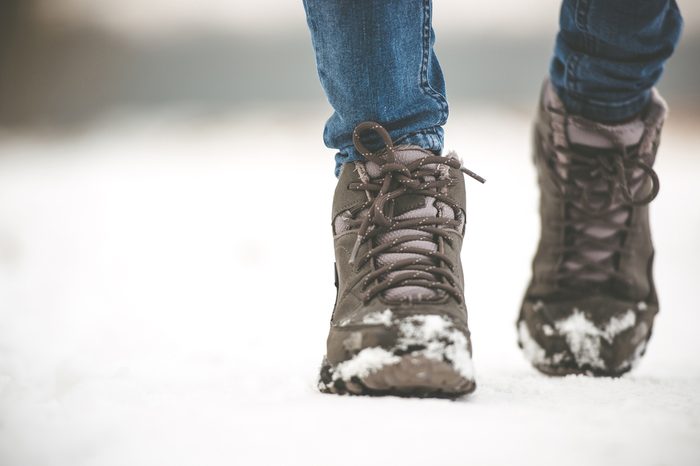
[318,122,483,397]
[518,81,667,376]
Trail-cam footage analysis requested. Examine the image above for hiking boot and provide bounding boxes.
[518,81,667,376]
[318,122,483,397]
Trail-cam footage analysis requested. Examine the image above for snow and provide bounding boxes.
[519,321,549,367]
[551,309,638,370]
[361,309,394,326]
[602,311,637,339]
[328,313,474,382]
[329,347,400,382]
[0,106,699,466]
[397,315,475,379]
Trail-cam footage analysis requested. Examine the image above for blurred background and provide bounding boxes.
[0,0,698,127]
[0,2,699,466]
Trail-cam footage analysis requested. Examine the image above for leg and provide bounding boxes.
[550,0,683,122]
[519,1,683,375]
[304,1,480,397]
[302,0,448,175]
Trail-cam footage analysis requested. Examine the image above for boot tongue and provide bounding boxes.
[364,148,453,302]
[364,147,433,177]
[559,117,648,283]
[566,117,644,149]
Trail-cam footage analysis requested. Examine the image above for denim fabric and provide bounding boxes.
[302,0,447,175]
[303,1,682,174]
[551,0,683,122]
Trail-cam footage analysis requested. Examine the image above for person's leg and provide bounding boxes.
[550,0,683,122]
[304,1,479,397]
[302,0,448,175]
[519,1,683,376]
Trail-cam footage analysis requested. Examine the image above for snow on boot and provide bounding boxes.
[319,122,483,397]
[518,81,667,376]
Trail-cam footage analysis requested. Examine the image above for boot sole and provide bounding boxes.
[318,354,476,399]
[531,362,633,377]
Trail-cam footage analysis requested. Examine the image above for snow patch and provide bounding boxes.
[603,311,637,340]
[518,321,565,367]
[519,310,643,370]
[361,309,394,326]
[396,315,474,380]
[518,321,548,366]
[554,309,637,369]
[342,332,363,351]
[332,347,400,381]
[329,315,474,382]
[398,315,450,340]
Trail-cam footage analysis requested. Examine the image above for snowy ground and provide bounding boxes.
[0,106,699,466]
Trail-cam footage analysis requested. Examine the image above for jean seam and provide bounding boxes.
[575,93,649,111]
[419,0,448,127]
[338,127,442,156]
[575,0,590,33]
[574,0,600,56]
[566,52,582,95]
[572,92,649,109]
[558,88,651,121]
[394,128,442,149]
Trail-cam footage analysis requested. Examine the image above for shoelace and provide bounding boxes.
[545,127,660,287]
[347,122,484,303]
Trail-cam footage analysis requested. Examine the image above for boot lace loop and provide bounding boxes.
[346,121,484,303]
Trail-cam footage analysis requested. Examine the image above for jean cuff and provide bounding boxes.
[334,127,444,177]
[555,86,652,123]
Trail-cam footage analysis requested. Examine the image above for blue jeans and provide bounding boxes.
[551,0,683,122]
[302,0,683,174]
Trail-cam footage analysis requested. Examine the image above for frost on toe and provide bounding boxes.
[519,307,648,373]
[554,309,636,370]
[331,347,400,381]
[361,309,394,326]
[325,314,474,383]
[518,321,563,367]
[396,315,474,379]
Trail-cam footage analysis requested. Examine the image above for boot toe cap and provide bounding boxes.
[320,311,476,396]
[518,297,655,376]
